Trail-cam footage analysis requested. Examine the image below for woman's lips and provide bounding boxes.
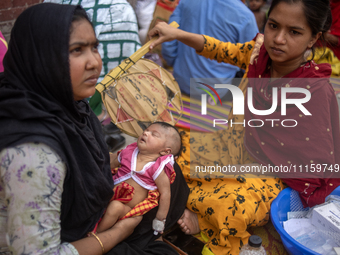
[271,47,284,55]
[85,78,98,85]
[85,74,99,85]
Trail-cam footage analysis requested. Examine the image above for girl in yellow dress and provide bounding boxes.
[148,0,340,254]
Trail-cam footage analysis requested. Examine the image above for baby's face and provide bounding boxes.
[137,124,169,154]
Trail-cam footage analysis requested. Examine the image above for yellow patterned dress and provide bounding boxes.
[176,35,285,255]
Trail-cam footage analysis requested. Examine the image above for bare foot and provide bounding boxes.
[177,208,200,235]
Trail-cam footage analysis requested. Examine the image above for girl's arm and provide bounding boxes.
[149,22,255,70]
[196,35,255,70]
[149,21,205,52]
[154,170,171,225]
[0,143,139,255]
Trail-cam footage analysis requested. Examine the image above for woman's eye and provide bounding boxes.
[93,43,99,52]
[269,23,277,29]
[70,47,81,53]
[291,30,300,35]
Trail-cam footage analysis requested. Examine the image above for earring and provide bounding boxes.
[304,48,312,61]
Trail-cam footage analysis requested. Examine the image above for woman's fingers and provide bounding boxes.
[149,37,165,50]
[148,22,178,49]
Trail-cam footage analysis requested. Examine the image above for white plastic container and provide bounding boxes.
[239,235,267,255]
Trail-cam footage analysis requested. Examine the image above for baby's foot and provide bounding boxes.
[177,208,200,235]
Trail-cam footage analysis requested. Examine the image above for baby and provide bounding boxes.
[96,122,182,235]
[248,0,267,33]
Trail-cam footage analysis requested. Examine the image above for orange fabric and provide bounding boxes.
[176,35,285,255]
[121,189,160,220]
[111,181,135,203]
[111,168,176,220]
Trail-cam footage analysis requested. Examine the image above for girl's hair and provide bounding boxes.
[268,0,332,37]
[70,7,93,33]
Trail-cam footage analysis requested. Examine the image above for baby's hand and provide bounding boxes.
[152,218,166,235]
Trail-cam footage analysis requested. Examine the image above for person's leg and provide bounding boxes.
[177,208,200,235]
[97,200,132,233]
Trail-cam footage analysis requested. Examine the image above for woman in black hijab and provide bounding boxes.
[0,3,188,254]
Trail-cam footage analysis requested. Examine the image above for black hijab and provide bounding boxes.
[0,3,113,241]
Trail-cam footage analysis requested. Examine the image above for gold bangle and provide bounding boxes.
[88,232,105,254]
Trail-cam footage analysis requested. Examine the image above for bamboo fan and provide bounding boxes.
[96,22,183,138]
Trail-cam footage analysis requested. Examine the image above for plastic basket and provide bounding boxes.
[270,185,340,255]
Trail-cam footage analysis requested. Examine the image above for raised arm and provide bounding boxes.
[149,22,205,52]
[196,35,255,70]
[149,22,255,70]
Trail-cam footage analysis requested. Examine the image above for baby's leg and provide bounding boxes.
[96,200,132,233]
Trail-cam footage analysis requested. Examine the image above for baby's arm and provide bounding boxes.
[154,170,171,232]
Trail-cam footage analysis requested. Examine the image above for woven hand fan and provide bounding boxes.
[96,22,182,138]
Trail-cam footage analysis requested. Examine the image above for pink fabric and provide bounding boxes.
[113,142,175,190]
[0,32,7,72]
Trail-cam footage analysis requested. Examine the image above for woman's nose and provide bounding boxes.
[274,30,286,44]
[86,51,101,70]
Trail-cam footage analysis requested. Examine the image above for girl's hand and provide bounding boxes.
[148,21,180,50]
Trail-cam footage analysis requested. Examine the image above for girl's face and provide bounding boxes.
[264,1,321,67]
[69,19,102,101]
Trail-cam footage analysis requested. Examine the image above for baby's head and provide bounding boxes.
[137,122,182,157]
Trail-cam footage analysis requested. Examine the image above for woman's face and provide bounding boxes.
[69,19,102,101]
[264,2,320,66]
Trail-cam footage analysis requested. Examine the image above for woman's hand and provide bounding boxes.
[148,21,180,50]
[72,216,142,254]
[148,21,205,52]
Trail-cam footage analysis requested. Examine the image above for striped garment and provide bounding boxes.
[44,0,141,82]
